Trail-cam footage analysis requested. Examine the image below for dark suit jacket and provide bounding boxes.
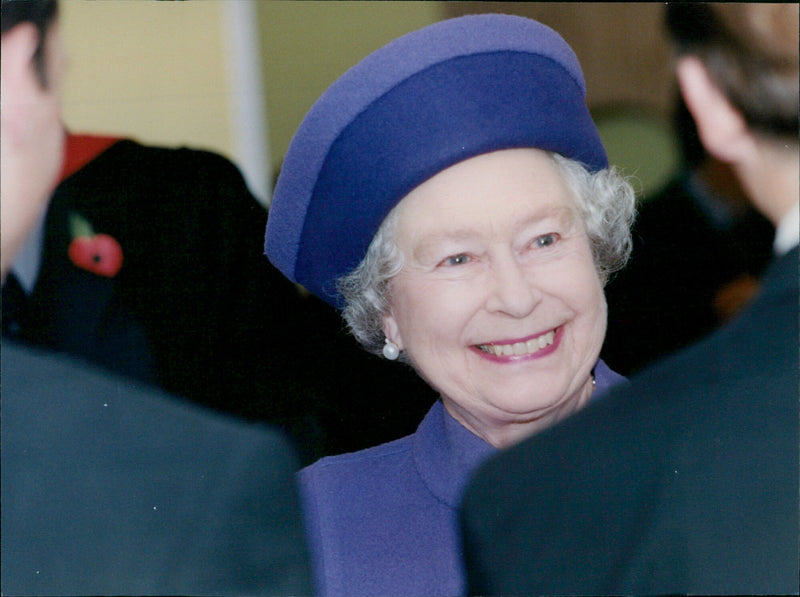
[1,340,312,596]
[603,174,774,375]
[3,137,435,463]
[462,246,799,595]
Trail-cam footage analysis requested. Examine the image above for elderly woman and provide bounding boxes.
[265,14,635,597]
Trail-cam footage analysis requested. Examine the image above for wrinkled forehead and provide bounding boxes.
[392,150,582,242]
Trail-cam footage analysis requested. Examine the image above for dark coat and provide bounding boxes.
[2,137,435,462]
[462,246,799,595]
[1,340,312,596]
[603,174,774,375]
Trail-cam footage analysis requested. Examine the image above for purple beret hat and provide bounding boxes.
[265,13,607,309]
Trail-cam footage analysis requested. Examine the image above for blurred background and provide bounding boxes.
[47,1,775,457]
[60,1,679,207]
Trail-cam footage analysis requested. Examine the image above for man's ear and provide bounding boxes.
[1,23,41,138]
[381,311,404,351]
[676,56,754,164]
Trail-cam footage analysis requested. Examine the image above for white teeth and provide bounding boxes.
[482,330,556,357]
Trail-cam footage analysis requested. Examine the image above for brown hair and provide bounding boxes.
[665,3,799,139]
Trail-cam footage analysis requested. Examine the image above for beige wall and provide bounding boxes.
[58,0,442,194]
[60,1,234,158]
[444,2,681,195]
[258,1,444,174]
[59,1,678,196]
[257,1,679,194]
[445,2,676,114]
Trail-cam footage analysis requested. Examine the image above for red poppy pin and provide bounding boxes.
[67,213,124,278]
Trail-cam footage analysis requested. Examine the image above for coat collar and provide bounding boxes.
[412,400,496,509]
[410,359,625,509]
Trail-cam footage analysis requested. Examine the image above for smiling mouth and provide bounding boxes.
[477,329,557,357]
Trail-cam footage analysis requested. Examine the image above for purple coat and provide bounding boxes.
[299,360,625,596]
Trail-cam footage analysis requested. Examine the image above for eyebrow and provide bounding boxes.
[412,205,577,261]
[513,205,577,234]
[413,229,481,262]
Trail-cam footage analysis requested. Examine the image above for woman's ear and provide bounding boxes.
[676,56,754,165]
[381,312,404,351]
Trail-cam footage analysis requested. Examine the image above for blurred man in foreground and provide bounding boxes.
[1,2,311,594]
[462,4,799,594]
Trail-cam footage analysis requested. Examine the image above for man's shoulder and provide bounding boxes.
[86,139,242,174]
[55,139,259,217]
[1,341,292,459]
[470,272,797,494]
[1,341,310,595]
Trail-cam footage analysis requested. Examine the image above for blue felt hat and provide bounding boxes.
[265,13,607,309]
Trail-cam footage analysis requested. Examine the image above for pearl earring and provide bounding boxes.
[383,338,400,360]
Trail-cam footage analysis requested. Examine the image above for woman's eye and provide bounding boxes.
[534,233,558,248]
[442,254,471,267]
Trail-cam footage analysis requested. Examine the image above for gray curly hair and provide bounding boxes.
[338,151,636,357]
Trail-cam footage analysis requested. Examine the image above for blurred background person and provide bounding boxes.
[2,13,437,466]
[462,4,799,594]
[1,122,333,463]
[265,14,634,596]
[603,95,774,375]
[1,2,311,594]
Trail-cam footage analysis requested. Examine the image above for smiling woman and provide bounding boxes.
[264,13,635,597]
[382,148,610,448]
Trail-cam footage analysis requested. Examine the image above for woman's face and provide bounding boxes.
[383,148,606,447]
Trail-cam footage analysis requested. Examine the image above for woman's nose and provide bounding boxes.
[484,256,541,317]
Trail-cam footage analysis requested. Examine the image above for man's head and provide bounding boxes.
[665,3,799,226]
[1,0,66,279]
[666,3,798,141]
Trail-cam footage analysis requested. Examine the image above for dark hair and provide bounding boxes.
[665,3,799,139]
[1,0,59,87]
